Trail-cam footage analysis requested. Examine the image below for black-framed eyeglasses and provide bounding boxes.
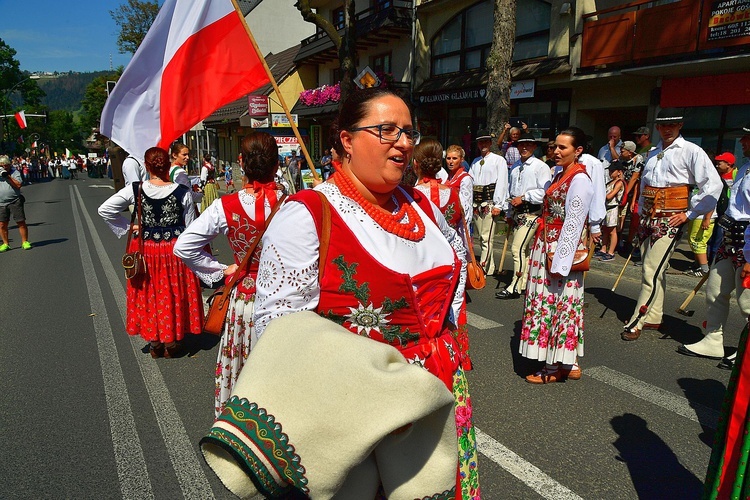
[349,124,421,145]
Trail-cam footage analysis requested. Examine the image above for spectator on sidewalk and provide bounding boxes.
[0,155,31,252]
[633,126,653,157]
[598,126,622,169]
[596,162,625,262]
[707,152,737,263]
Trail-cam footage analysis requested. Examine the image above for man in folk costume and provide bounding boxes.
[677,124,750,368]
[621,108,722,340]
[468,128,509,275]
[496,130,552,299]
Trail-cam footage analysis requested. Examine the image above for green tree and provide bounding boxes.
[80,68,123,132]
[485,0,517,138]
[0,37,45,153]
[296,0,357,106]
[110,0,159,55]
[46,110,85,156]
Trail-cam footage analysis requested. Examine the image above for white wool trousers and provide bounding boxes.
[705,252,750,335]
[508,213,540,294]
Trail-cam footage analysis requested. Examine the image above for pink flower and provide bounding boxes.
[455,405,472,431]
[521,325,531,340]
[547,295,555,304]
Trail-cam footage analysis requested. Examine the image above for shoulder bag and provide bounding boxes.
[461,208,486,290]
[122,182,146,280]
[204,194,287,335]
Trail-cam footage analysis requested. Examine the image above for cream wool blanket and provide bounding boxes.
[200,311,457,499]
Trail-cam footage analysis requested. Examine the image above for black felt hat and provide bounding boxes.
[475,129,494,141]
[655,107,685,124]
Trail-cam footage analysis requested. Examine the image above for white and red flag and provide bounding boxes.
[32,141,37,148]
[100,0,270,159]
[14,111,27,129]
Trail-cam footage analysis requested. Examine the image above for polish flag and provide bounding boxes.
[100,0,270,159]
[32,141,37,148]
[15,111,27,129]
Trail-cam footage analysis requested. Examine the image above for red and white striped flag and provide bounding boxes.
[15,111,27,129]
[32,141,37,148]
[100,0,270,159]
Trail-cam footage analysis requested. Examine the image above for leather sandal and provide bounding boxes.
[163,342,182,358]
[526,367,567,384]
[559,365,582,380]
[621,328,641,341]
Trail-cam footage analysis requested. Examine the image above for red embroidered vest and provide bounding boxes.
[221,193,264,295]
[293,188,461,389]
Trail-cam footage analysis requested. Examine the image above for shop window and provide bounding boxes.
[332,6,345,30]
[431,0,550,76]
[332,67,342,85]
[371,53,391,74]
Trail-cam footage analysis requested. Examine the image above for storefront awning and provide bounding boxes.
[414,56,570,96]
[291,101,339,117]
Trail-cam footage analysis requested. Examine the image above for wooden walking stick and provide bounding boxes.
[676,273,710,317]
[498,222,511,275]
[611,249,634,292]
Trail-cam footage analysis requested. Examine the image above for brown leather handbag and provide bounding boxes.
[122,182,146,280]
[461,209,486,290]
[203,194,286,335]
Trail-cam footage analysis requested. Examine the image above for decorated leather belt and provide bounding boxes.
[515,201,542,214]
[642,185,689,217]
[718,214,749,248]
[473,185,495,204]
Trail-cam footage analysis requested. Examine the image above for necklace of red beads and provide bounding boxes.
[331,167,425,242]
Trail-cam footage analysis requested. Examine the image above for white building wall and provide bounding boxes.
[246,1,315,55]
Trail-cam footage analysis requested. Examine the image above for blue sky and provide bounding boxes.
[0,0,135,73]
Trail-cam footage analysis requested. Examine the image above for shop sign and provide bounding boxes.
[247,95,269,116]
[251,117,269,128]
[510,80,535,100]
[707,0,750,41]
[272,113,298,127]
[419,88,486,104]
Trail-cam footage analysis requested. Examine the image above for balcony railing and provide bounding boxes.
[580,0,749,69]
[295,0,413,64]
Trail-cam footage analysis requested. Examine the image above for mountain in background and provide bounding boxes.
[37,71,113,112]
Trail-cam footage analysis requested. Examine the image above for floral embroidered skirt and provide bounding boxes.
[214,287,257,418]
[454,367,480,499]
[518,237,584,365]
[455,300,473,371]
[126,239,204,344]
[202,182,219,213]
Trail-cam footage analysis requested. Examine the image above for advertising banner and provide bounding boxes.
[271,113,298,127]
[247,95,269,116]
[707,0,750,41]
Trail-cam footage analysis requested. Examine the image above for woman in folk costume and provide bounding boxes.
[199,152,219,210]
[519,127,594,384]
[173,132,285,417]
[445,144,474,233]
[414,139,474,372]
[250,88,480,498]
[704,317,750,499]
[98,147,203,358]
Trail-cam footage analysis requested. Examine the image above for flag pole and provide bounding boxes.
[230,0,321,182]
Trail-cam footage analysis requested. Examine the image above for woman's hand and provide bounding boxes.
[668,212,688,227]
[224,264,239,276]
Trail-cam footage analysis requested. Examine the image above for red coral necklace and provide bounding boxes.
[331,169,425,241]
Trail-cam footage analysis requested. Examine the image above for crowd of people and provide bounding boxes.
[85,92,750,497]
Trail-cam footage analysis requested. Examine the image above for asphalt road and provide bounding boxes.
[0,176,741,499]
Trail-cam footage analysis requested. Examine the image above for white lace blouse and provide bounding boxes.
[252,182,467,337]
[173,189,284,285]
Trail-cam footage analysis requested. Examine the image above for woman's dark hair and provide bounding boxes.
[170,142,188,159]
[144,147,170,180]
[203,152,211,162]
[331,87,412,155]
[413,138,444,177]
[240,132,278,183]
[557,127,587,150]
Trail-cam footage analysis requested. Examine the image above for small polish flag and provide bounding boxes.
[32,141,38,148]
[15,110,27,129]
[65,148,71,157]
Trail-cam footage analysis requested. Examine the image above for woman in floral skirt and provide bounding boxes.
[519,127,594,383]
[98,146,204,357]
[174,132,285,417]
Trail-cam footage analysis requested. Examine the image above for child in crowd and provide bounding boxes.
[597,162,625,261]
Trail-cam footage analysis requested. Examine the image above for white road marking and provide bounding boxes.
[73,186,215,499]
[475,428,584,500]
[70,187,154,499]
[585,366,720,429]
[467,311,503,329]
[89,185,115,189]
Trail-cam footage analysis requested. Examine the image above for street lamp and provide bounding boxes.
[2,74,41,150]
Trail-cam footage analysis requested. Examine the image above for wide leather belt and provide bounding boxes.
[515,201,542,214]
[473,185,495,204]
[642,185,689,217]
[718,214,749,247]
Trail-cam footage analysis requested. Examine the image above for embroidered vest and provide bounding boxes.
[416,179,462,231]
[221,192,264,294]
[138,183,189,242]
[294,188,461,389]
[541,164,589,255]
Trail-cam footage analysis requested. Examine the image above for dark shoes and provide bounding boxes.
[149,341,181,358]
[643,323,661,330]
[621,328,641,341]
[495,289,520,299]
[149,343,165,358]
[676,344,723,360]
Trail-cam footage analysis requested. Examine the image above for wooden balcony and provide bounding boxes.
[580,0,750,70]
[295,0,413,65]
